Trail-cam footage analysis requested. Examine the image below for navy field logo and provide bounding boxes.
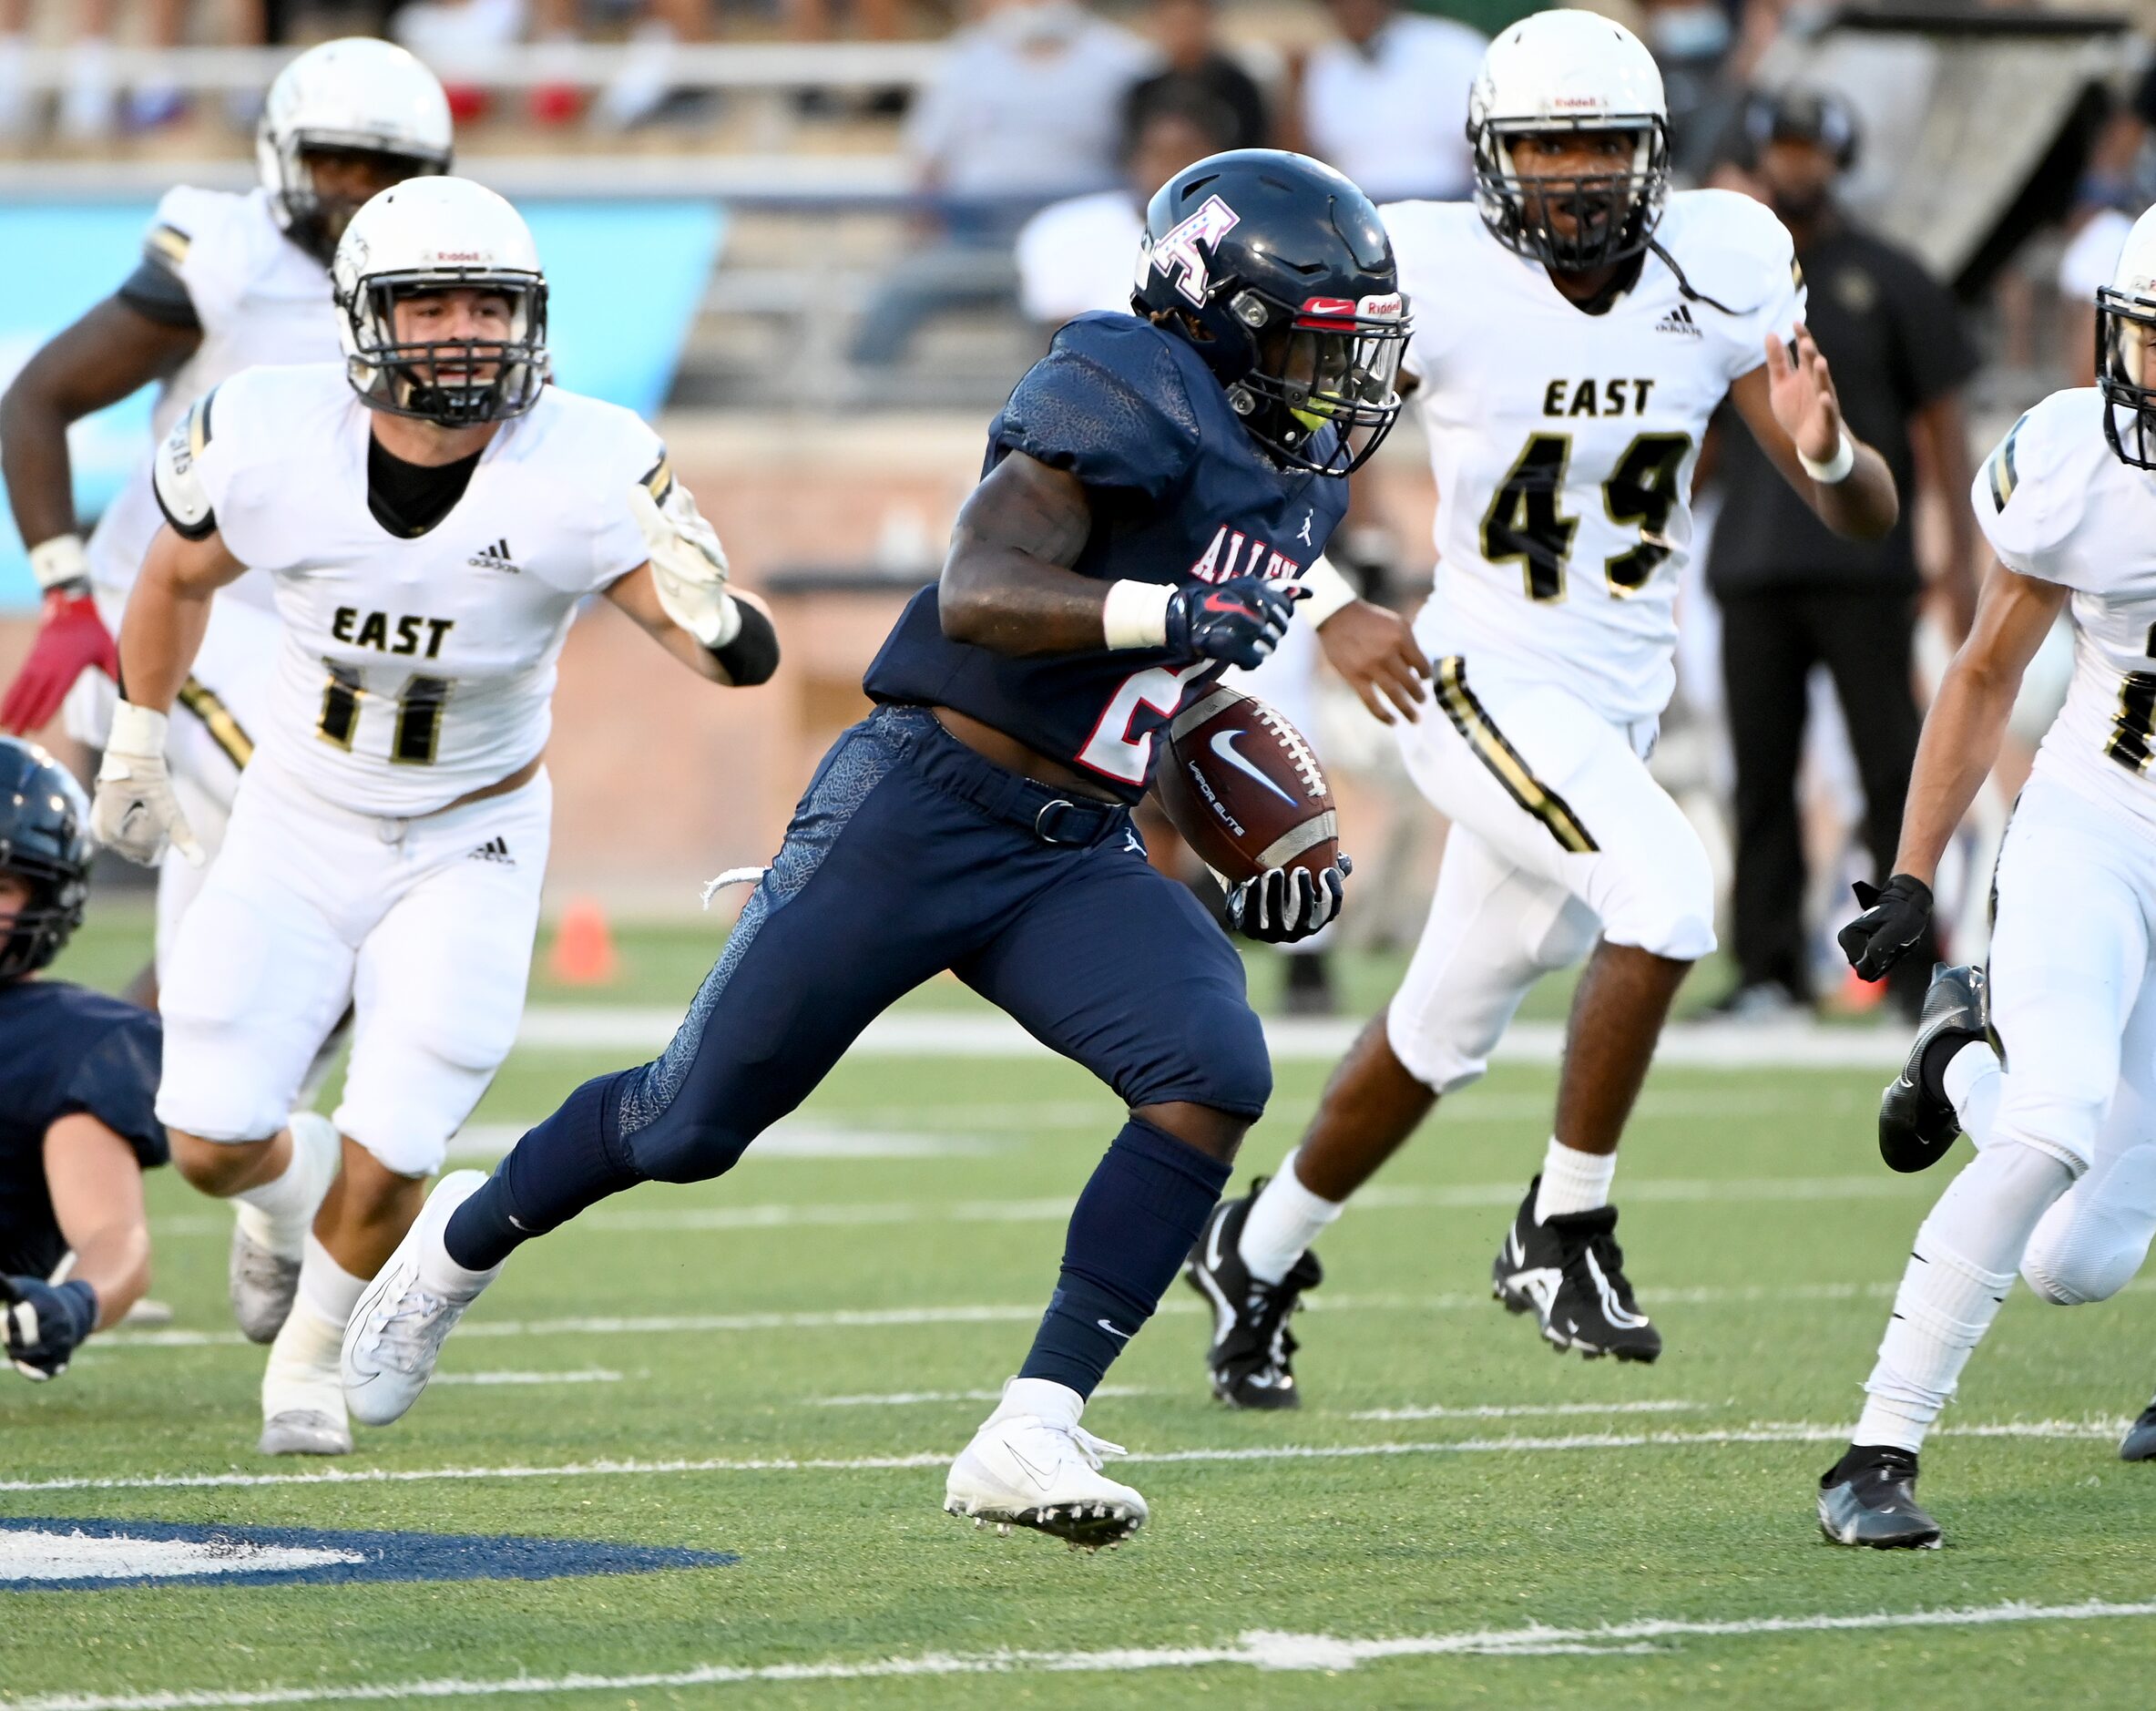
[0,1518,735,1592]
[1654,303,1701,338]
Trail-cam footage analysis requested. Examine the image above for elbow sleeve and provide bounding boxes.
[711,601,779,686]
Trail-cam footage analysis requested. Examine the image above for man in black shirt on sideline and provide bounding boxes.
[1705,88,1981,1019]
[0,737,164,1380]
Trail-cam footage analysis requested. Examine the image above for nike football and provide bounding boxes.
[1156,686,1337,883]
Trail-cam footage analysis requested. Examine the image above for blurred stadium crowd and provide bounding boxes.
[0,0,2148,1019]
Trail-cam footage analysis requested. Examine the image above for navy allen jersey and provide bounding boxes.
[0,980,166,1279]
[863,313,1350,799]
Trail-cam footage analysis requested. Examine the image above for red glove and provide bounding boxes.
[1,589,118,735]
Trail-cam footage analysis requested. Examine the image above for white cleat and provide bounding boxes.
[257,1409,352,1457]
[944,1388,1149,1551]
[341,1171,498,1428]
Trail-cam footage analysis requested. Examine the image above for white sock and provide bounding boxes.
[1535,1138,1616,1223]
[1944,1041,2001,1148]
[1238,1153,1344,1286]
[1853,1140,2072,1453]
[991,1376,1082,1430]
[261,1235,365,1420]
[418,1191,501,1299]
[233,1113,341,1259]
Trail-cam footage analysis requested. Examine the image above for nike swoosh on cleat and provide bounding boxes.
[1204,1212,1230,1275]
[1209,730,1298,805]
[1584,1250,1650,1328]
[1006,1445,1057,1490]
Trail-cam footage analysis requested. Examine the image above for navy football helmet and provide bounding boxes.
[1132,149,1409,476]
[0,737,91,982]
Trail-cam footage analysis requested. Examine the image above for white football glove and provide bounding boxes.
[628,481,741,650]
[92,702,202,867]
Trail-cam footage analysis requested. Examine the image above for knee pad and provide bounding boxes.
[1178,1002,1273,1119]
[2020,1142,2156,1305]
[614,1060,761,1183]
[1594,824,1716,962]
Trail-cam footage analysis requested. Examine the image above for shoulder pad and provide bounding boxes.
[993,315,1201,497]
[152,389,220,541]
[1660,191,1800,302]
[1972,389,2096,577]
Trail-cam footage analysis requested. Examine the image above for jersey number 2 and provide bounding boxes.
[1078,661,1211,784]
[317,663,451,764]
[1481,432,1692,601]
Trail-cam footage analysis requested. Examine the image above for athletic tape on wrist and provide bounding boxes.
[1102,579,1173,650]
[28,534,90,593]
[1800,429,1857,485]
[1300,556,1358,628]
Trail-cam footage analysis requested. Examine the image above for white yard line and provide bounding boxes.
[147,1173,1925,1242]
[1349,1400,1702,1422]
[8,1599,2155,1708]
[515,1008,1911,1069]
[809,1385,1147,1408]
[0,1419,2123,1497]
[429,1370,623,1388]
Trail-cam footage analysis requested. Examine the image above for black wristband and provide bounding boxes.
[708,600,780,686]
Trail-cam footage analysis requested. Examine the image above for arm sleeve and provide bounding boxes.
[56,1013,167,1172]
[116,258,202,332]
[991,323,1201,498]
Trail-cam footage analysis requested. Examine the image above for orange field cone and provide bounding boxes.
[548,896,619,987]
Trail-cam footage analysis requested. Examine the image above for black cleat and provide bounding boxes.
[2120,1395,2156,1461]
[1492,1178,1661,1362]
[1182,1181,1322,1409]
[1817,1444,1942,1548]
[1878,964,1988,1173]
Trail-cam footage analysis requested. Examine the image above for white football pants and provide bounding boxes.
[1954,773,2156,1302]
[1385,657,1716,1093]
[156,754,550,1177]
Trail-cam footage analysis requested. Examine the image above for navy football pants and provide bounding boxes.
[611,703,1270,1183]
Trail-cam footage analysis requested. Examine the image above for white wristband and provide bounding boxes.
[1299,556,1359,628]
[28,533,90,593]
[1800,429,1856,485]
[106,701,169,758]
[1101,579,1173,650]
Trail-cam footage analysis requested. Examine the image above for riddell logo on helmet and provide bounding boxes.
[427,250,489,263]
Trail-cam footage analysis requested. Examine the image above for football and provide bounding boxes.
[1155,685,1338,883]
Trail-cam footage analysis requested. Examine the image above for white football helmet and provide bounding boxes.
[333,178,547,427]
[1466,9,1671,272]
[258,38,454,265]
[2100,204,2156,469]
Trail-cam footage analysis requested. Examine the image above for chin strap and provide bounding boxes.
[1647,237,1756,318]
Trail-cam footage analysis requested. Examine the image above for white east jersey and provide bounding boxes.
[153,362,664,817]
[87,187,338,605]
[1975,387,2156,834]
[1385,190,1805,722]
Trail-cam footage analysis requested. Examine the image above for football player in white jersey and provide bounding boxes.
[1185,10,1899,1405]
[0,38,453,991]
[1820,204,2156,1544]
[88,178,781,1457]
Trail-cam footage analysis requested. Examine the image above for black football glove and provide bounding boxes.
[1165,577,1302,671]
[1835,873,1934,981]
[3,1275,97,1381]
[1229,855,1351,945]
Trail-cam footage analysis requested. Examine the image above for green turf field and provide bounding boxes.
[6,915,2155,1707]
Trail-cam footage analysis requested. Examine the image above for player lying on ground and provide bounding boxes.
[1185,9,1900,1407]
[0,39,452,1008]
[343,149,1396,1550]
[0,738,161,1380]
[1822,203,2156,1546]
[91,177,779,1459]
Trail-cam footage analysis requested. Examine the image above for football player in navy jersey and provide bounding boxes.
[346,149,1411,1547]
[0,737,165,1380]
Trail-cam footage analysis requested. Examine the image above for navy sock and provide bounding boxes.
[444,1070,644,1271]
[1018,1117,1232,1398]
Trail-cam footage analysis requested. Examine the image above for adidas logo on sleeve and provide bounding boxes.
[466,836,515,865]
